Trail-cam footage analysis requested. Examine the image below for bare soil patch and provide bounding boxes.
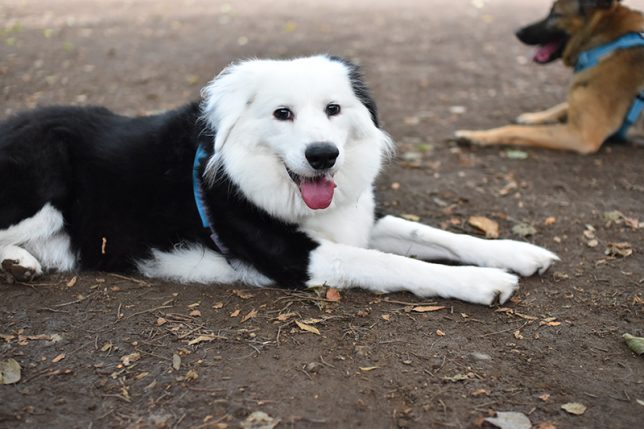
[1,1,642,428]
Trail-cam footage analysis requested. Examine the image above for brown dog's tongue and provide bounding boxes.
[299,176,335,209]
[534,40,561,63]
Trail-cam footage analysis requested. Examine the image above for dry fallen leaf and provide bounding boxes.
[623,333,644,355]
[512,223,537,237]
[381,314,391,321]
[436,329,446,336]
[240,411,280,429]
[471,388,490,397]
[603,210,624,225]
[359,366,378,372]
[276,312,297,322]
[189,309,202,317]
[156,317,167,326]
[295,321,320,335]
[605,242,633,258]
[325,287,341,302]
[505,149,529,160]
[52,353,66,363]
[121,352,140,366]
[484,411,531,429]
[561,402,586,415]
[241,309,258,323]
[66,276,78,288]
[232,289,254,299]
[172,353,181,371]
[544,216,557,225]
[184,369,198,381]
[401,213,421,222]
[212,302,224,309]
[412,305,446,313]
[624,217,640,230]
[0,359,21,384]
[230,309,241,317]
[538,393,551,402]
[442,373,472,382]
[468,216,499,238]
[188,335,218,346]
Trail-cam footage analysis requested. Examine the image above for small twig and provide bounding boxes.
[108,273,151,286]
[383,298,439,306]
[36,307,71,314]
[319,355,336,369]
[298,368,313,381]
[115,303,123,322]
[52,291,99,308]
[119,305,173,322]
[480,321,528,337]
[172,413,186,429]
[100,393,131,403]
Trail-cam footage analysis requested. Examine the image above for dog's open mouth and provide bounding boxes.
[533,37,567,64]
[287,168,336,210]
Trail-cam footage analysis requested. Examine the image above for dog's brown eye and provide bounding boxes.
[325,103,341,117]
[273,108,293,121]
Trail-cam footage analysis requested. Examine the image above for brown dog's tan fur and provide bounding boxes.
[456,0,644,154]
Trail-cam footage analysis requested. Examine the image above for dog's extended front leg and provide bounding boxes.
[307,240,519,305]
[516,102,569,125]
[369,216,558,276]
[454,123,604,154]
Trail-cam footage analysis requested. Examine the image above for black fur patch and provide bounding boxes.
[197,149,318,288]
[0,103,213,271]
[328,56,380,127]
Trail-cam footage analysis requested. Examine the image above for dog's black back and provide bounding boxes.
[0,103,212,271]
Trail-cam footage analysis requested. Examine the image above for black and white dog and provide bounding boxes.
[0,55,558,305]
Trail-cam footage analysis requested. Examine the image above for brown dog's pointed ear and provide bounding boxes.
[580,0,618,13]
[594,0,618,8]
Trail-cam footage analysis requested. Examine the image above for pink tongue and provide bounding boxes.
[534,40,561,63]
[299,177,336,209]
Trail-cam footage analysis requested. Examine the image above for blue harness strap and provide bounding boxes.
[192,144,229,255]
[575,32,644,140]
[192,144,210,228]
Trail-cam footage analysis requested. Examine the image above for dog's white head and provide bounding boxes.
[201,55,393,221]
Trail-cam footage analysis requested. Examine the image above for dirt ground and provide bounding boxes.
[1,0,643,428]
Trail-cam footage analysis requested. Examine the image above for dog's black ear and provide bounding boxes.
[328,56,380,128]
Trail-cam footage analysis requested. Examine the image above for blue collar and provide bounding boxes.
[575,32,644,140]
[193,144,230,255]
[575,32,644,72]
[192,143,210,228]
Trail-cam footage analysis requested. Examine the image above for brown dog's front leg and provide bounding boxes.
[455,123,603,154]
[516,102,569,125]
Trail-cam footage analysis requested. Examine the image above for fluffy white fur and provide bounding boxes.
[0,203,76,275]
[201,56,393,222]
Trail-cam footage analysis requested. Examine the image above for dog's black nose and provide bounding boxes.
[305,143,339,170]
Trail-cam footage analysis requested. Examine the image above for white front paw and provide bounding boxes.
[443,266,519,305]
[487,240,559,277]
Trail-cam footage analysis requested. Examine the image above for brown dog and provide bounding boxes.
[456,0,644,154]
